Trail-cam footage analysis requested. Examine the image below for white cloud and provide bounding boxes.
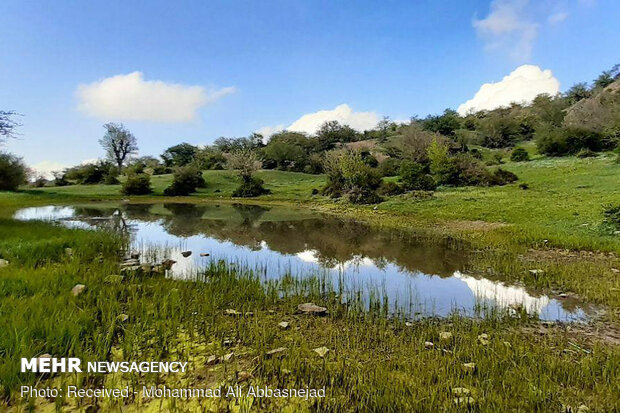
[288,104,379,134]
[77,72,235,122]
[548,11,568,24]
[30,161,67,179]
[258,104,380,138]
[255,124,285,139]
[457,64,560,115]
[473,0,539,61]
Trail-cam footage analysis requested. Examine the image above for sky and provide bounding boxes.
[1,0,619,177]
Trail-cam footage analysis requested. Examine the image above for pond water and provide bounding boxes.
[14,203,591,321]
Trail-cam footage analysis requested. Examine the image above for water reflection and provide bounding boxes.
[14,203,591,321]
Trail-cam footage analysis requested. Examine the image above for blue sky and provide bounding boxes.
[1,0,619,175]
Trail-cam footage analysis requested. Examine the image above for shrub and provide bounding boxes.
[345,187,383,204]
[164,166,205,196]
[576,148,597,158]
[121,174,152,195]
[510,147,530,162]
[377,181,404,196]
[53,172,71,187]
[32,176,47,187]
[489,168,518,186]
[398,161,437,191]
[536,126,608,156]
[378,158,401,177]
[64,161,111,184]
[322,150,382,203]
[103,174,120,185]
[0,152,27,191]
[232,176,270,197]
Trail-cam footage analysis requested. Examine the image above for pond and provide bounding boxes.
[14,203,591,321]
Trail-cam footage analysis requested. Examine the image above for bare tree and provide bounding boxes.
[0,111,21,143]
[226,149,262,182]
[99,123,138,171]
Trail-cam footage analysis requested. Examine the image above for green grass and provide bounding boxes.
[1,222,618,411]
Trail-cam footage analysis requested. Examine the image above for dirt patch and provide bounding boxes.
[522,321,620,347]
[443,220,510,232]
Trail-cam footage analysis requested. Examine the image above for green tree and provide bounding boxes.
[316,121,358,151]
[161,143,197,167]
[421,109,461,137]
[565,82,591,104]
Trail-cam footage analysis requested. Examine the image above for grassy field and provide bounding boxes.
[1,153,619,411]
[0,221,618,411]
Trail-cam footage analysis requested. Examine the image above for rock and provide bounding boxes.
[0,259,9,267]
[405,322,413,327]
[104,274,124,284]
[237,371,253,382]
[278,321,290,330]
[71,284,86,296]
[611,268,619,273]
[559,293,568,298]
[453,397,475,405]
[439,332,453,341]
[451,387,470,396]
[424,341,434,350]
[224,309,242,316]
[65,248,73,257]
[161,259,176,269]
[181,251,192,258]
[130,252,140,259]
[140,263,153,273]
[222,352,234,362]
[478,334,489,346]
[265,347,287,358]
[297,302,328,316]
[118,314,129,322]
[152,265,164,274]
[121,260,140,267]
[120,265,142,274]
[206,355,219,366]
[462,362,476,372]
[200,253,210,257]
[222,339,234,347]
[313,346,330,358]
[529,269,545,277]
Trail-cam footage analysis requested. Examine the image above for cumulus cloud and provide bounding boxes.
[457,64,560,115]
[255,124,285,139]
[77,72,235,122]
[473,0,539,61]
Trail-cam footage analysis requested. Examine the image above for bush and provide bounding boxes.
[377,181,404,196]
[345,187,383,204]
[232,176,270,197]
[510,147,530,162]
[64,161,111,184]
[0,152,27,191]
[322,150,382,202]
[536,126,609,156]
[378,158,401,177]
[53,173,71,187]
[489,168,518,186]
[121,174,152,195]
[164,166,205,196]
[103,174,120,185]
[398,161,437,191]
[576,148,597,158]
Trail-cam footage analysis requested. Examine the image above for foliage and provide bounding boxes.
[52,172,71,187]
[0,153,27,191]
[378,158,401,177]
[121,173,152,195]
[163,166,206,196]
[103,174,119,185]
[377,181,404,196]
[398,161,436,191]
[421,109,461,136]
[322,150,382,204]
[510,147,530,162]
[194,148,227,170]
[64,161,113,185]
[213,134,264,153]
[489,168,518,186]
[565,82,591,105]
[99,123,138,170]
[231,176,270,197]
[161,143,197,167]
[316,121,359,151]
[427,139,452,183]
[535,126,610,156]
[603,203,620,231]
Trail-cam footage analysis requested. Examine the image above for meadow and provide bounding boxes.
[1,153,619,411]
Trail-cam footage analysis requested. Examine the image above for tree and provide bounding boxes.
[0,152,27,190]
[565,82,591,105]
[99,123,138,171]
[316,121,358,151]
[161,143,197,167]
[0,111,21,143]
[227,149,269,197]
[421,109,461,137]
